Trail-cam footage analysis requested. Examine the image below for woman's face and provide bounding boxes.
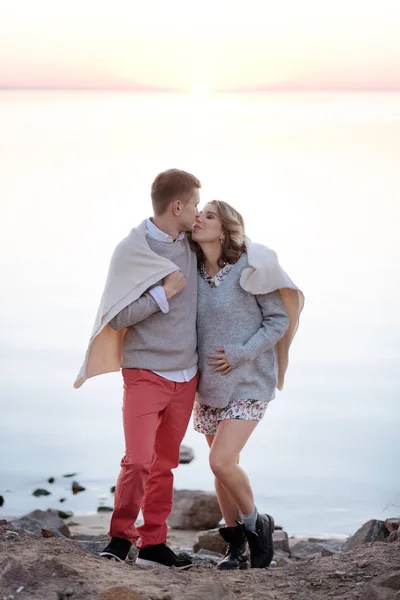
[192,203,223,243]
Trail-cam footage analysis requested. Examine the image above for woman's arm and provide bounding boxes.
[219,290,289,369]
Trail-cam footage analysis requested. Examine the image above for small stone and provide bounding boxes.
[42,528,55,537]
[59,498,67,503]
[97,506,113,512]
[335,570,346,577]
[179,444,195,464]
[72,481,86,494]
[0,519,8,525]
[277,557,292,567]
[63,473,78,478]
[48,477,55,484]
[32,488,51,497]
[58,510,73,520]
[0,495,4,507]
[3,530,19,541]
[110,485,116,494]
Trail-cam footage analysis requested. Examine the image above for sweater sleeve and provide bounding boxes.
[223,290,289,369]
[109,292,161,330]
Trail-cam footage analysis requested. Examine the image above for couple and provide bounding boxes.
[74,168,304,572]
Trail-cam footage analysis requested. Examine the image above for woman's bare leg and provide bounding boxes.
[205,434,240,526]
[208,419,259,515]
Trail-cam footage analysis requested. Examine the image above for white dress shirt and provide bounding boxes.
[145,218,198,383]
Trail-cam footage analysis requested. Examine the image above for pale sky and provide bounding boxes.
[1,0,400,91]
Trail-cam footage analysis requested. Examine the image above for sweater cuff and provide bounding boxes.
[223,344,247,370]
[149,286,170,314]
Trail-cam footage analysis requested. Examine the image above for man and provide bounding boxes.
[74,169,201,568]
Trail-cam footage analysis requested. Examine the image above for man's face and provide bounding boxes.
[178,188,200,232]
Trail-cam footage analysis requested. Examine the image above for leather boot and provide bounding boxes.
[217,521,249,570]
[245,513,275,568]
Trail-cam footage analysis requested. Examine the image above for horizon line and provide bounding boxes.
[1,84,400,93]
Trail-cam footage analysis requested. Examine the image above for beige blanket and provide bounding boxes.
[74,226,304,391]
[241,238,304,390]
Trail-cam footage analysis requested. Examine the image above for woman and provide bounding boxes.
[191,200,303,571]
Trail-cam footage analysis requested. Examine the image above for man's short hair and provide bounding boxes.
[151,169,201,215]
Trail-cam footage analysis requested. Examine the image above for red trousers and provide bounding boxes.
[109,368,197,548]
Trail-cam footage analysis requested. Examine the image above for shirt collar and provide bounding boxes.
[146,218,185,243]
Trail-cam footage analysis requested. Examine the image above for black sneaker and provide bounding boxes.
[245,513,275,568]
[136,543,193,570]
[100,537,132,562]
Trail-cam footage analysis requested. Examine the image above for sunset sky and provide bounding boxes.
[1,0,400,91]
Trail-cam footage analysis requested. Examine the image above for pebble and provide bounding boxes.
[3,530,19,541]
[32,488,51,497]
[72,481,86,494]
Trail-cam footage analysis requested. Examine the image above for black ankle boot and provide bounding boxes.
[217,522,249,571]
[245,513,275,568]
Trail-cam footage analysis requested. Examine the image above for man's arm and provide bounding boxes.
[109,270,186,331]
[109,293,161,330]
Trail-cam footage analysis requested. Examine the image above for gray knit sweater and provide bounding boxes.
[109,235,198,371]
[196,253,289,408]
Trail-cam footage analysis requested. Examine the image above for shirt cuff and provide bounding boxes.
[149,286,170,314]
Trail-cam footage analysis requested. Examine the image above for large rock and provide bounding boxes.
[307,537,346,552]
[273,530,290,554]
[388,530,399,543]
[193,529,227,554]
[13,509,70,538]
[179,445,195,464]
[385,519,400,533]
[344,520,388,551]
[290,540,337,559]
[168,490,222,530]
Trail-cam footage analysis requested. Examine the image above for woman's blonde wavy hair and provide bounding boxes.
[191,200,246,268]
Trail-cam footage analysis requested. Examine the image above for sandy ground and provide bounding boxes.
[1,519,399,600]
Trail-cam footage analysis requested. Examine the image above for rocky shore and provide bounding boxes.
[1,449,399,598]
[0,512,399,600]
